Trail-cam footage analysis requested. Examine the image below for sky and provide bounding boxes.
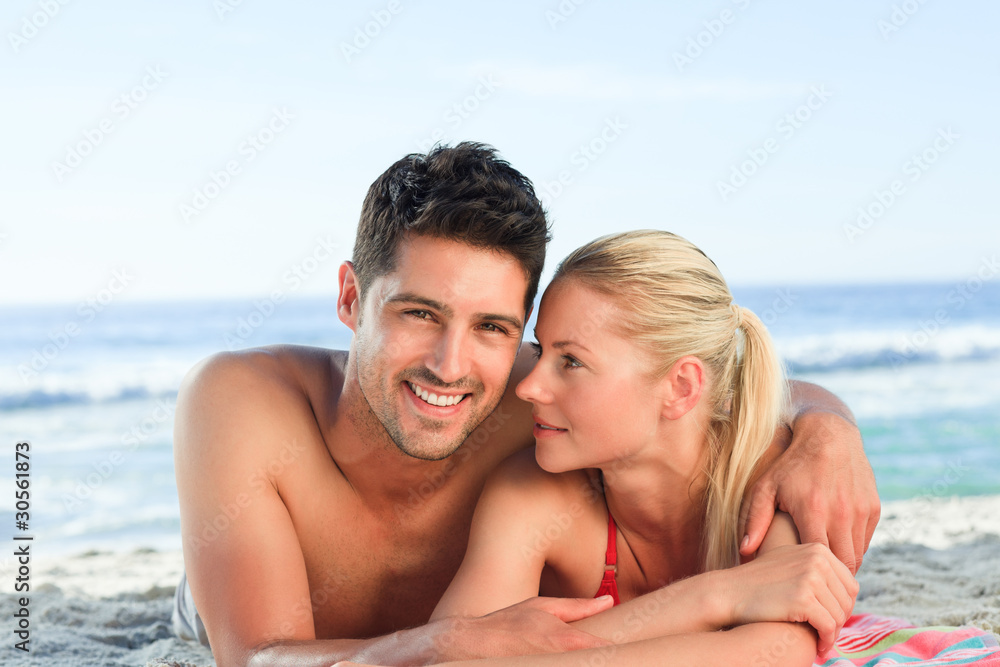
[0,0,997,305]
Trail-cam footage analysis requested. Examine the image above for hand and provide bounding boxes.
[724,543,859,654]
[429,596,615,662]
[739,410,880,574]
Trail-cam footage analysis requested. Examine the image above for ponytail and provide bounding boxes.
[702,306,787,571]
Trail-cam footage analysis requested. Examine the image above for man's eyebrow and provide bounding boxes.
[385,293,453,318]
[386,293,523,332]
[531,329,590,352]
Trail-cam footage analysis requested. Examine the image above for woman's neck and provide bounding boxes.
[600,422,710,584]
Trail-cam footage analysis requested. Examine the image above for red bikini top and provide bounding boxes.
[593,512,620,606]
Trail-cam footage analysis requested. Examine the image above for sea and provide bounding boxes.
[1,282,999,556]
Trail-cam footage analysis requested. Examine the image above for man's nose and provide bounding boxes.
[426,327,472,384]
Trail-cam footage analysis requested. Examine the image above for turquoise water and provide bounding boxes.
[861,410,1000,499]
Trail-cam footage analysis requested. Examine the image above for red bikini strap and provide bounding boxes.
[605,513,617,570]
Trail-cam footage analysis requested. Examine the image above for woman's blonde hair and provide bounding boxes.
[553,230,787,571]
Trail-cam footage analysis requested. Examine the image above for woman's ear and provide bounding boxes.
[660,356,706,420]
[338,262,361,331]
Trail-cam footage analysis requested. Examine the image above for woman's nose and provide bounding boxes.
[516,359,549,404]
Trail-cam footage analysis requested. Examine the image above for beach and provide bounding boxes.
[0,494,996,666]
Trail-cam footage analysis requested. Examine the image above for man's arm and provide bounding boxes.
[337,624,818,667]
[569,513,855,655]
[174,351,398,666]
[738,379,881,573]
[174,352,610,667]
[249,597,613,667]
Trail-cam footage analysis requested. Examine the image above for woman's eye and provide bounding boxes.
[562,355,582,369]
[529,342,542,359]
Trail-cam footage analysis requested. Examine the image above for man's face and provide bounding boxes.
[348,234,529,460]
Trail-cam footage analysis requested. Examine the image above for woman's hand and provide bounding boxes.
[721,542,858,654]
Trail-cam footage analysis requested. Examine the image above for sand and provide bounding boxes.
[1,494,997,666]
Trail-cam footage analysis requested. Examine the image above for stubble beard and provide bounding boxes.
[352,351,506,462]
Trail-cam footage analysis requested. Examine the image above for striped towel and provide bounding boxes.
[816,614,1000,666]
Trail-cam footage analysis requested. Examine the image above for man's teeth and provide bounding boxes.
[408,382,465,407]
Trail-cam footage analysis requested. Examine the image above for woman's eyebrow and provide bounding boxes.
[552,340,591,353]
[532,330,590,353]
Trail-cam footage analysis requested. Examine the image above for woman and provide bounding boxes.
[428,230,857,665]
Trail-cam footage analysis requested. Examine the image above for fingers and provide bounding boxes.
[806,546,855,650]
[822,566,855,632]
[806,588,842,654]
[555,627,615,652]
[532,595,615,623]
[828,554,860,619]
[739,480,777,555]
[826,506,857,574]
[795,500,832,553]
[829,531,856,575]
[852,507,867,574]
[863,494,881,555]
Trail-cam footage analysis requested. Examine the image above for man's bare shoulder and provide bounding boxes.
[178,344,346,413]
[174,345,347,461]
[181,344,345,395]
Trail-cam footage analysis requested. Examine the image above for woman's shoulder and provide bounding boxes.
[479,448,599,521]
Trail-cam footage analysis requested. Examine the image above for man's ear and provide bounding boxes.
[660,356,705,420]
[338,261,362,331]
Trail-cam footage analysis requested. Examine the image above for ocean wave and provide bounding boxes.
[0,386,177,411]
[0,357,188,412]
[778,324,1000,374]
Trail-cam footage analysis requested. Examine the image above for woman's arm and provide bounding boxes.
[569,513,856,655]
[383,515,849,667]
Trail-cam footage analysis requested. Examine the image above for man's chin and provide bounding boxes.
[386,418,471,461]
[392,436,466,461]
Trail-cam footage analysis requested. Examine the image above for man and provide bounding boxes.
[173,143,879,666]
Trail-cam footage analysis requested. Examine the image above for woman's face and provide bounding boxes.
[516,279,667,474]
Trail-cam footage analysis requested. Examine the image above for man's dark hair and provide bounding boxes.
[352,142,550,313]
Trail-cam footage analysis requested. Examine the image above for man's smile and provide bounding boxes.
[406,380,470,408]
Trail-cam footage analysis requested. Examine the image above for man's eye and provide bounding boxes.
[479,322,509,335]
[408,310,431,319]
